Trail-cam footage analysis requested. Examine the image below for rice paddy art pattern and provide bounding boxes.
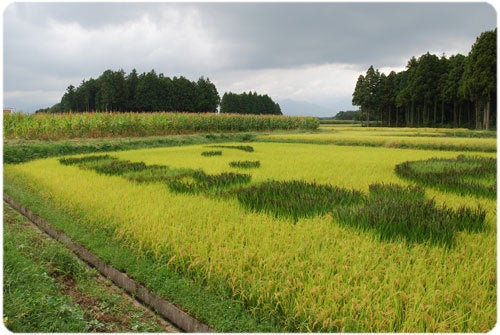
[7,137,495,333]
[59,153,487,246]
[395,155,496,198]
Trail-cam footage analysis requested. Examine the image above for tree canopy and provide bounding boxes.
[220,91,282,115]
[42,69,220,113]
[352,29,496,129]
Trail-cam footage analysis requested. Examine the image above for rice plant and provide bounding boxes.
[59,154,251,196]
[167,171,251,195]
[59,154,114,166]
[334,183,487,247]
[8,141,496,332]
[93,160,148,176]
[229,161,261,169]
[201,150,223,157]
[208,145,255,152]
[395,155,496,198]
[259,126,497,152]
[236,180,364,222]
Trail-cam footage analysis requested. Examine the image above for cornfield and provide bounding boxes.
[3,112,319,140]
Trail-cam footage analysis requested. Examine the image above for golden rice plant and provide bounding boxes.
[4,141,496,332]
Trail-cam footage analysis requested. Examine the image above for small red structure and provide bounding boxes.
[3,107,14,114]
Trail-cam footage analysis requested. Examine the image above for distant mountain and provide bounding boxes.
[278,99,337,118]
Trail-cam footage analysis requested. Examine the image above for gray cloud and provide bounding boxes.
[187,3,491,68]
[2,2,497,113]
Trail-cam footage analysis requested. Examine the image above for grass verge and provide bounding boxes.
[3,203,171,332]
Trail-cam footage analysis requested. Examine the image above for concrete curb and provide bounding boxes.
[4,193,215,333]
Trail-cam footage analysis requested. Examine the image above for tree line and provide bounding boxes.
[37,69,220,113]
[37,70,283,116]
[220,91,282,115]
[352,29,496,129]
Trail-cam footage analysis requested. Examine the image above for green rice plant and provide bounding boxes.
[395,155,496,198]
[93,160,148,176]
[334,183,487,247]
[168,171,251,195]
[229,160,261,169]
[201,150,223,156]
[124,165,179,183]
[59,154,114,166]
[236,180,364,222]
[60,154,251,196]
[208,145,255,152]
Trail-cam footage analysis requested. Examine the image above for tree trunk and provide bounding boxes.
[452,101,457,127]
[388,106,391,127]
[433,99,437,126]
[467,101,471,128]
[475,101,481,130]
[410,101,414,127]
[396,106,399,127]
[484,92,491,130]
[441,100,445,126]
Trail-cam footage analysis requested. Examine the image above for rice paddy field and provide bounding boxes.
[260,125,497,152]
[3,122,497,332]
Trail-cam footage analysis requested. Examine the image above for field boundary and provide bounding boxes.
[3,193,215,333]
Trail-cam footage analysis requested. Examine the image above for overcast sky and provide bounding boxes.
[2,2,497,116]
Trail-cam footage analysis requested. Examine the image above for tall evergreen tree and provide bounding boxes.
[195,77,220,112]
[461,29,497,129]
